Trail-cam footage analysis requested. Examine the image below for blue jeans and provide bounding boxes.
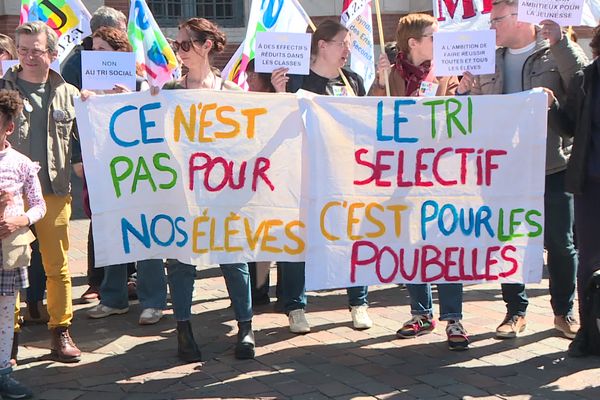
[406,283,463,321]
[502,171,577,317]
[100,259,167,310]
[166,260,252,322]
[278,262,368,313]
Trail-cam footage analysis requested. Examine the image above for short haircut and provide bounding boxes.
[91,6,127,33]
[15,21,58,54]
[395,13,436,54]
[0,89,23,126]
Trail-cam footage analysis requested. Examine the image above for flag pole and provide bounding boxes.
[303,9,356,96]
[374,0,390,96]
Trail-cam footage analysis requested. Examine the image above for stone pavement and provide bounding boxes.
[15,216,600,400]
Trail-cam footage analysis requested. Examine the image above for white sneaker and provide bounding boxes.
[288,309,310,334]
[351,305,373,329]
[139,308,163,325]
[87,304,129,319]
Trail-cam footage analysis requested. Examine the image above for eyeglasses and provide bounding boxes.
[17,47,48,57]
[172,39,201,53]
[327,40,351,49]
[489,13,517,26]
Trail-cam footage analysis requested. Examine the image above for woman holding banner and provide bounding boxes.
[270,20,373,334]
[81,27,168,327]
[154,17,255,363]
[371,13,468,351]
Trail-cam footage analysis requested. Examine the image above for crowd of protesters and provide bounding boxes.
[0,1,599,398]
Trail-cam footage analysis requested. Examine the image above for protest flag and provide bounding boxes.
[19,0,91,63]
[434,0,492,31]
[582,0,600,27]
[341,0,376,92]
[127,0,178,88]
[222,0,311,90]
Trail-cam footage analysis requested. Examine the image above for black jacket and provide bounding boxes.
[551,59,599,194]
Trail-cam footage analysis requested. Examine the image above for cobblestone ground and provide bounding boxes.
[15,215,600,400]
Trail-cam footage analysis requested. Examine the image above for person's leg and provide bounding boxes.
[279,262,309,333]
[347,286,372,329]
[87,263,129,319]
[136,259,167,310]
[544,172,578,338]
[397,284,435,338]
[24,237,48,323]
[497,283,528,338]
[346,286,368,307]
[82,222,103,301]
[220,263,255,359]
[166,260,201,362]
[0,295,32,399]
[575,180,600,320]
[34,194,80,362]
[220,263,252,322]
[438,284,468,350]
[249,262,270,305]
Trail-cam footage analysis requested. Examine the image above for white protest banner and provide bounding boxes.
[81,51,136,91]
[518,0,585,26]
[342,0,376,91]
[434,30,496,76]
[254,32,311,75]
[300,91,547,290]
[74,90,304,267]
[581,0,600,26]
[434,0,493,31]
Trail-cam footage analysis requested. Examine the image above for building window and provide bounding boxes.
[148,0,244,27]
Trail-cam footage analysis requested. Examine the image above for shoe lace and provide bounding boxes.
[446,321,467,336]
[59,330,74,347]
[565,315,578,325]
[404,315,428,329]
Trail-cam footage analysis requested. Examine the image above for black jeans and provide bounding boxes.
[502,171,577,317]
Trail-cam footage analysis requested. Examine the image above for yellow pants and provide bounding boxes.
[32,194,73,329]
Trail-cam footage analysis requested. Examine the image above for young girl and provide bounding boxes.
[0,89,46,399]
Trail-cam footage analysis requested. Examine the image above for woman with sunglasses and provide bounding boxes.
[158,18,255,363]
[373,13,467,351]
[270,20,373,335]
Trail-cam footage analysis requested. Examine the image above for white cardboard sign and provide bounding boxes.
[518,0,585,26]
[254,32,311,75]
[81,51,136,91]
[434,30,496,77]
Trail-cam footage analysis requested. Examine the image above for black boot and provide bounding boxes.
[235,321,255,359]
[176,321,202,363]
[10,333,18,365]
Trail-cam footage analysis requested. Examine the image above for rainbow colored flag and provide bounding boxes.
[128,0,178,88]
[222,0,310,90]
[20,0,91,63]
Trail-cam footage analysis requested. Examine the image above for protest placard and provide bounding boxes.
[434,30,496,76]
[81,51,137,91]
[74,90,304,267]
[435,0,493,31]
[518,0,585,26]
[254,32,311,75]
[299,90,547,290]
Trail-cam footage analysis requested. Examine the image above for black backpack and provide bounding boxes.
[569,270,600,357]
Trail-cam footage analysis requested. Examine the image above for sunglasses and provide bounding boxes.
[172,39,201,53]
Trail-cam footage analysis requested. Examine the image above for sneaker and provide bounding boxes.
[496,314,527,338]
[87,304,129,319]
[350,305,373,329]
[288,309,310,334]
[80,286,100,303]
[554,315,579,339]
[0,373,33,399]
[446,320,469,351]
[139,308,163,325]
[396,315,436,338]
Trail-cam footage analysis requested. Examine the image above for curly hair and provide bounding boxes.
[92,26,132,52]
[0,89,23,126]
